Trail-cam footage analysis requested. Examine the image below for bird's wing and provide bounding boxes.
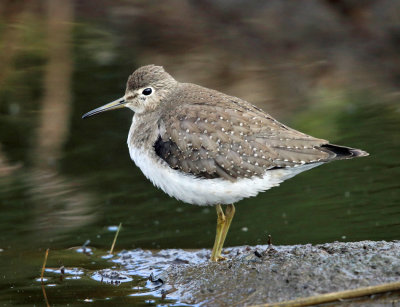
[155,86,332,181]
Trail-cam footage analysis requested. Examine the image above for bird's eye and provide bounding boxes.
[142,88,152,96]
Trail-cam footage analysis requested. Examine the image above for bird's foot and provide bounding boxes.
[210,253,228,262]
[210,255,227,262]
[216,255,227,262]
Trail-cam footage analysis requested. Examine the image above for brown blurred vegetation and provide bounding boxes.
[102,0,400,115]
[1,0,399,124]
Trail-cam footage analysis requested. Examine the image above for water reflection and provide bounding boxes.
[0,0,399,306]
[28,170,96,240]
[0,0,96,247]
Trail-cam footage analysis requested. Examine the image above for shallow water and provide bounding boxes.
[0,1,400,305]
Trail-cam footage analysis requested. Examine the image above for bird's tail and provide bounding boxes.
[320,144,369,160]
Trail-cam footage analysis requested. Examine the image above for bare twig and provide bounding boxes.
[253,280,400,307]
[41,284,50,307]
[40,248,50,307]
[109,223,122,254]
[41,248,49,283]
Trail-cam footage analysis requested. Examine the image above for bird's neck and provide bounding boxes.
[128,111,160,150]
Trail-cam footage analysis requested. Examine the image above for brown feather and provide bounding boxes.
[153,83,343,181]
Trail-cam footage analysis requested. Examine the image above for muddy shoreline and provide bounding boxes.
[111,241,400,306]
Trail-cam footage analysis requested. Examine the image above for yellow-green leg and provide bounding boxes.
[216,204,235,259]
[210,204,225,262]
[210,204,236,262]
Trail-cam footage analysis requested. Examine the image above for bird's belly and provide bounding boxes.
[128,146,322,206]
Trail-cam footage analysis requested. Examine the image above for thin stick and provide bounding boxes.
[41,284,50,307]
[41,248,50,307]
[41,248,49,283]
[253,280,400,307]
[109,222,122,254]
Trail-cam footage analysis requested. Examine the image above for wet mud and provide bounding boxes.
[110,240,400,306]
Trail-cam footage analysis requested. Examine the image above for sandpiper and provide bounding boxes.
[82,65,368,261]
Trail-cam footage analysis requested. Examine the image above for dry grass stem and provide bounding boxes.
[40,248,50,307]
[109,222,122,254]
[41,248,49,283]
[254,280,400,307]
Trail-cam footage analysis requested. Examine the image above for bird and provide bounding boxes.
[82,65,368,262]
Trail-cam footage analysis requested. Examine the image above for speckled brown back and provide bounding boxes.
[154,83,345,181]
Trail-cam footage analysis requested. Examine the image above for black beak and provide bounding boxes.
[82,97,125,119]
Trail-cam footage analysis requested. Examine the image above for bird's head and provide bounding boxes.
[82,65,176,119]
